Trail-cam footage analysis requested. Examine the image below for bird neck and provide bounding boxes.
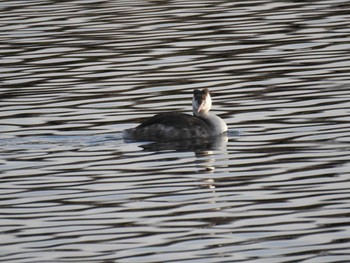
[196,112,227,134]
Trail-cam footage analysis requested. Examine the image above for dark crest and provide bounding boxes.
[193,88,209,105]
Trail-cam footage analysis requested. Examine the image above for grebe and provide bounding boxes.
[123,88,227,142]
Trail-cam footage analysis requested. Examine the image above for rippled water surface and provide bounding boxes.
[1,0,350,262]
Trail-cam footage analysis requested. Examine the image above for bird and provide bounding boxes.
[123,88,227,142]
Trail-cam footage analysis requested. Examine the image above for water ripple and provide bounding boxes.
[1,0,350,262]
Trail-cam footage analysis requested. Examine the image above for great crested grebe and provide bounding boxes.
[123,88,227,142]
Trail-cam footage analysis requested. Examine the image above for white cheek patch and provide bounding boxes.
[205,95,212,111]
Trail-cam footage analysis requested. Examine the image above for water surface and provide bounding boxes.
[1,0,350,262]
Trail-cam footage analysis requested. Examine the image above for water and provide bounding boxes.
[1,0,350,262]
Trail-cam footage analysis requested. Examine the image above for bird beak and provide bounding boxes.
[197,101,205,113]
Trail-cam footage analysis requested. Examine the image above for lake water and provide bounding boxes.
[1,0,350,262]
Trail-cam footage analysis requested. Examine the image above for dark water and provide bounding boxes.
[1,0,350,262]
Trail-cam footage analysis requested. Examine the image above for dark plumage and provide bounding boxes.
[124,113,211,141]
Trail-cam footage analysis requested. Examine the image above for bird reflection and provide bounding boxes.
[138,133,228,152]
[138,134,229,191]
